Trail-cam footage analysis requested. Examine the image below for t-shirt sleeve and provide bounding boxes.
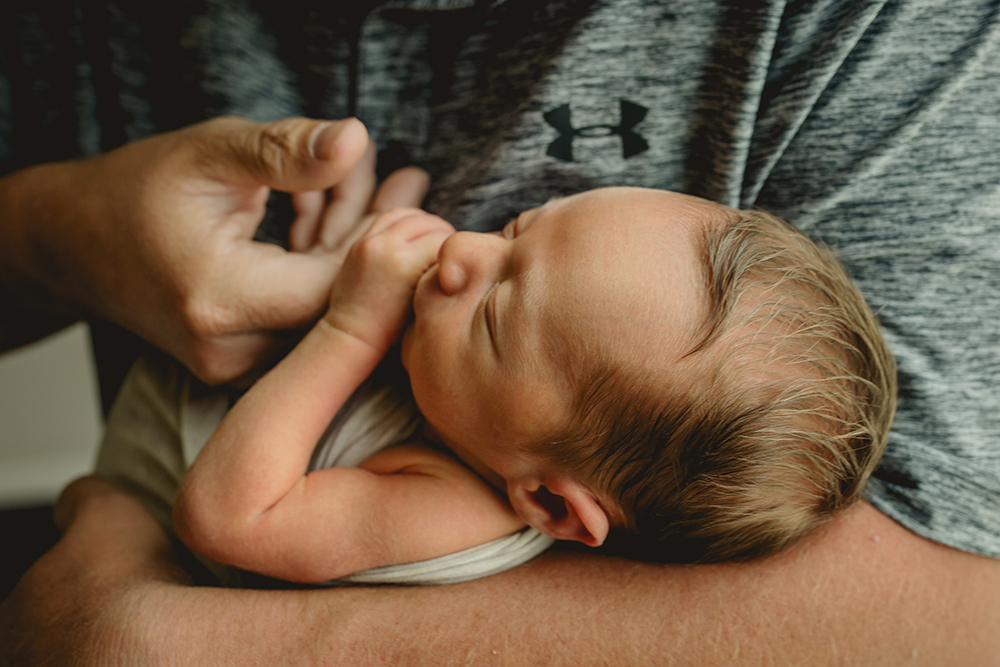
[0,3,101,178]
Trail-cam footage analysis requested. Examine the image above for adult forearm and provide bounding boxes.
[142,504,1000,666]
[0,162,87,350]
[6,482,998,666]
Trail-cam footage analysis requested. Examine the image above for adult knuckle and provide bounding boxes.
[251,125,295,180]
[191,356,233,386]
[188,116,242,165]
[198,115,240,134]
[183,335,245,385]
[180,292,231,338]
[212,118,298,182]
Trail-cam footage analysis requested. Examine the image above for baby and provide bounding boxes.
[172,187,897,584]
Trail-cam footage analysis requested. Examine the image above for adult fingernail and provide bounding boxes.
[309,122,345,161]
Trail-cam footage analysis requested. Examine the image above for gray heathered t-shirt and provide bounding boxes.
[3,0,998,558]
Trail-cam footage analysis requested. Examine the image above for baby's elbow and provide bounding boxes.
[172,483,228,560]
[172,486,201,548]
[173,482,267,571]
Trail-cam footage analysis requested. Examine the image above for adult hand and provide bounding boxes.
[0,116,427,384]
[285,141,431,259]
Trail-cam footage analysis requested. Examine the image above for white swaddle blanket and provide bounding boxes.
[96,353,553,586]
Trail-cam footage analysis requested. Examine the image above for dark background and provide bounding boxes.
[0,505,60,602]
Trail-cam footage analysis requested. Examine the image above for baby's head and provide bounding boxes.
[401,187,896,562]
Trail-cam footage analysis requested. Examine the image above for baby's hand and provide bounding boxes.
[324,208,454,351]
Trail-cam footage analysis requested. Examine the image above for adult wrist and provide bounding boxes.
[0,160,88,313]
[0,162,89,349]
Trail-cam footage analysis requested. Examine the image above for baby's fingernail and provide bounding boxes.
[310,122,346,161]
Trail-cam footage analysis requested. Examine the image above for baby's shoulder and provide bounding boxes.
[358,442,489,487]
[356,441,526,543]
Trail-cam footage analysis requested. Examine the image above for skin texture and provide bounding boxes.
[404,188,718,544]
[175,209,532,582]
[2,476,998,666]
[402,188,712,477]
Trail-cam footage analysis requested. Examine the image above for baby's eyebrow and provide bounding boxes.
[514,198,559,233]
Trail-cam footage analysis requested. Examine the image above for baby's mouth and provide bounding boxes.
[412,262,440,314]
[418,261,440,288]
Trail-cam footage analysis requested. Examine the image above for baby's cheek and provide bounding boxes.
[413,372,457,432]
[400,323,416,371]
[401,342,436,411]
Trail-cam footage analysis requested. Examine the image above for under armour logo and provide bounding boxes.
[544,99,649,162]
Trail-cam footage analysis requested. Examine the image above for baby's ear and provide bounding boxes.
[508,475,609,547]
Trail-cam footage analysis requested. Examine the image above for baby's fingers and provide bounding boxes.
[381,209,455,243]
[378,211,453,277]
[349,212,451,286]
[363,206,434,238]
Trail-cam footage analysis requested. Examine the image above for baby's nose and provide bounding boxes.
[437,231,495,295]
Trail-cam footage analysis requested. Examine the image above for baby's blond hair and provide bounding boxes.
[537,210,897,562]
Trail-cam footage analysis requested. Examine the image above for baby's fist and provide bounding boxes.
[324,208,454,351]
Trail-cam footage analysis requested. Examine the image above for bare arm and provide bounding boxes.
[174,320,522,581]
[160,502,1000,665]
[4,476,997,666]
[173,315,390,580]
[175,209,520,582]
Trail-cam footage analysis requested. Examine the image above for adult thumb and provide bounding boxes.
[193,116,370,192]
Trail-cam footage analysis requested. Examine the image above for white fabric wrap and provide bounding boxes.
[96,354,554,586]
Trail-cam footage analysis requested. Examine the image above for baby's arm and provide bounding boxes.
[173,209,524,583]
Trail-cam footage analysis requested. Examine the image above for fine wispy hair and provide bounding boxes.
[538,209,897,563]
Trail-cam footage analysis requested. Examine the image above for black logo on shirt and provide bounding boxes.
[544,100,649,162]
